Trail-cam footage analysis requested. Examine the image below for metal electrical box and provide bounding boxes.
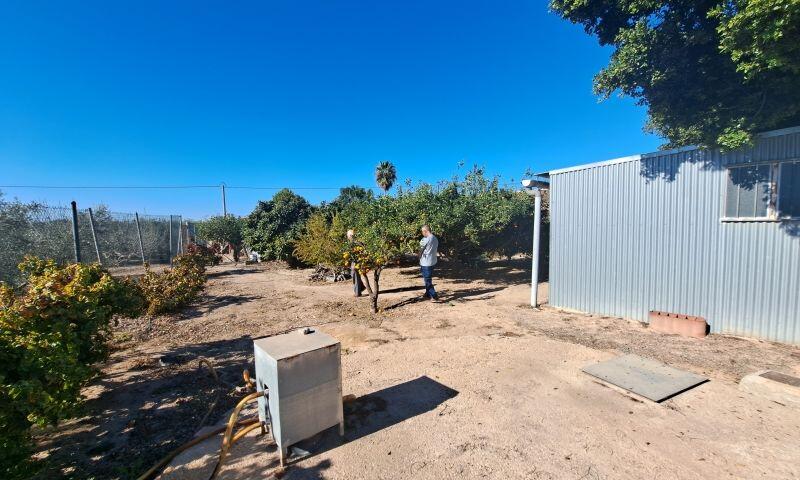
[254,328,344,465]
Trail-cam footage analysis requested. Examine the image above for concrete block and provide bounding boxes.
[739,370,800,408]
[648,311,707,338]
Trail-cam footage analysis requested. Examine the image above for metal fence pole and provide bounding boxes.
[169,215,174,265]
[177,216,183,254]
[70,201,82,263]
[135,212,146,266]
[87,207,102,265]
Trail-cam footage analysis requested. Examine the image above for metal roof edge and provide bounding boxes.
[545,125,800,176]
[758,125,800,138]
[547,154,642,176]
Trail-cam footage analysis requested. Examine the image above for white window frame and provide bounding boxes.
[721,160,800,222]
[721,162,778,222]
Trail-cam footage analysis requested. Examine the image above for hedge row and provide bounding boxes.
[0,250,209,478]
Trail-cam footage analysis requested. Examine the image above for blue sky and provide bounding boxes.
[0,0,661,218]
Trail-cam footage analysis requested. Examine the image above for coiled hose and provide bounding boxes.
[136,369,266,480]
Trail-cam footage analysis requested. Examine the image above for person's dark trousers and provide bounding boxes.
[420,265,437,299]
[352,263,364,296]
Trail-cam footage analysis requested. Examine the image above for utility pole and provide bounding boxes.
[221,183,227,216]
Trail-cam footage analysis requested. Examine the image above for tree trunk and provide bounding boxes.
[359,268,382,313]
[370,269,381,313]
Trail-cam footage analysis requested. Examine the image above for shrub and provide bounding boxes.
[137,252,207,315]
[185,242,222,266]
[0,258,142,478]
[195,216,245,261]
[244,189,313,265]
[293,212,348,271]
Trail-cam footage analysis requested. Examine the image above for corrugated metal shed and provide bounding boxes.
[547,126,800,344]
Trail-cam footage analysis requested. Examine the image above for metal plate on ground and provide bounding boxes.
[760,371,800,387]
[582,354,708,402]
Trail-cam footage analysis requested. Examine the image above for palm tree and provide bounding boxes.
[375,161,397,193]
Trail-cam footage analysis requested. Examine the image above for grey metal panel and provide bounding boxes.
[254,329,344,460]
[582,354,708,402]
[548,129,800,344]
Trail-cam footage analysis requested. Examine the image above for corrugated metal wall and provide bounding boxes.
[549,128,800,344]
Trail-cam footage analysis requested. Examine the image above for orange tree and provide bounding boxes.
[340,196,417,313]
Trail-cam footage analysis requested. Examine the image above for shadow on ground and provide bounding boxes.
[283,376,458,478]
[398,258,538,286]
[384,285,507,310]
[34,336,257,480]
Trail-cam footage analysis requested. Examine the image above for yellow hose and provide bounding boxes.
[134,418,258,480]
[209,390,265,479]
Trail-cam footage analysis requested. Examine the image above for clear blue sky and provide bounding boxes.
[0,0,661,218]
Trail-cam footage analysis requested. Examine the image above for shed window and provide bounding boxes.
[778,161,800,218]
[724,161,800,220]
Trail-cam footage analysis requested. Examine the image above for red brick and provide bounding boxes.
[648,311,707,338]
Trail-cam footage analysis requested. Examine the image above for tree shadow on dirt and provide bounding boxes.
[207,267,252,279]
[398,258,540,285]
[180,294,262,319]
[34,335,258,480]
[380,285,425,294]
[383,285,507,311]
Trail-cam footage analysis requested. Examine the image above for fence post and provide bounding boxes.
[169,215,174,265]
[177,216,183,254]
[70,201,82,263]
[87,207,102,265]
[135,212,146,266]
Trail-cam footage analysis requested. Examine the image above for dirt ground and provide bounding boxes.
[34,260,800,480]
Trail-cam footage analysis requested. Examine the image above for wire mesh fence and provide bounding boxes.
[0,200,184,284]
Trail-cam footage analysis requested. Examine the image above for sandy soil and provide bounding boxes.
[34,260,800,480]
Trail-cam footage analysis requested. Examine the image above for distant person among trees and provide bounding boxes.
[418,225,439,302]
[346,229,365,297]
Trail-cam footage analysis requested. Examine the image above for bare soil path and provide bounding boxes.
[35,260,800,479]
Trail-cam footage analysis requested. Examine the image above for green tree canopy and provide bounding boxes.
[323,185,375,216]
[244,189,313,264]
[550,0,800,150]
[196,215,245,261]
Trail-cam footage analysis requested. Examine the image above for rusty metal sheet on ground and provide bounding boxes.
[582,354,708,402]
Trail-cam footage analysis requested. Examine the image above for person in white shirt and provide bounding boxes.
[418,225,439,301]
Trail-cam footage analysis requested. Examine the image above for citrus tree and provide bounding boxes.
[293,211,348,270]
[196,215,245,261]
[340,196,417,313]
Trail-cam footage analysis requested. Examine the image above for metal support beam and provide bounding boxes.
[531,191,542,308]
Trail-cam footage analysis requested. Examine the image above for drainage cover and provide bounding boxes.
[582,354,708,402]
[760,371,800,387]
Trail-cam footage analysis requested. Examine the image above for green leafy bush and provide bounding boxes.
[0,258,142,478]
[185,242,222,266]
[195,216,245,261]
[244,189,313,265]
[137,253,207,315]
[293,211,349,270]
